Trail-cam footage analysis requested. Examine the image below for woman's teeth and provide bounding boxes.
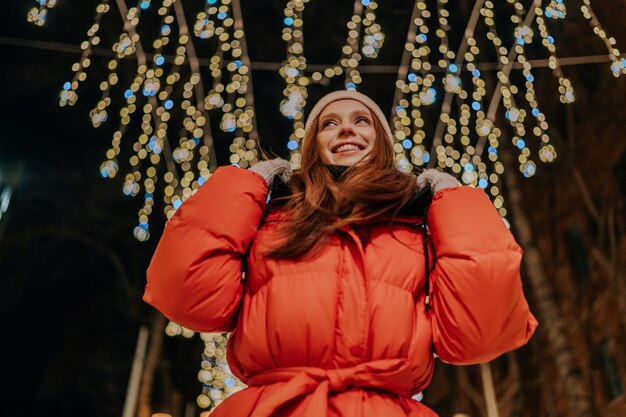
[334,144,360,153]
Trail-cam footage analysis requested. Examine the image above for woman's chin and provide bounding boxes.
[327,152,367,166]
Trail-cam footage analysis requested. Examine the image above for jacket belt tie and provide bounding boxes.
[246,358,414,417]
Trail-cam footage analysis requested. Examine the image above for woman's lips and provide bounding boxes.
[332,143,365,153]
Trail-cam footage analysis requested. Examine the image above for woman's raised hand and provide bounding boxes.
[416,168,460,195]
[248,158,292,188]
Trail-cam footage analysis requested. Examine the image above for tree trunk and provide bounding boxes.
[502,148,594,417]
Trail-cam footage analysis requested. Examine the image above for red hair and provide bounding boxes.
[267,114,417,259]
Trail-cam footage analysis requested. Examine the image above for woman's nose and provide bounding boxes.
[338,123,355,137]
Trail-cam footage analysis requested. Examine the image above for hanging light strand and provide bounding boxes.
[510,2,559,167]
[281,0,385,168]
[133,2,179,240]
[478,0,537,185]
[306,0,383,88]
[580,0,626,77]
[27,0,58,26]
[532,6,575,104]
[128,0,175,241]
[391,0,433,171]
[194,0,260,172]
[163,323,246,411]
[164,1,211,221]
[280,0,309,169]
[484,0,533,184]
[89,1,149,130]
[146,10,189,223]
[82,0,258,236]
[431,0,463,173]
[54,1,623,233]
[430,0,484,183]
[59,0,111,107]
[104,0,180,239]
[545,0,566,19]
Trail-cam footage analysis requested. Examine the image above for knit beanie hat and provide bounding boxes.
[303,90,394,146]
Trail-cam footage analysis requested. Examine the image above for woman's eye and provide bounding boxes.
[321,120,337,128]
[355,117,370,124]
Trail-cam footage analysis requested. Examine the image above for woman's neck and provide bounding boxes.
[325,164,350,181]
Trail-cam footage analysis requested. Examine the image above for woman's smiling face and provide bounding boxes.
[316,99,377,166]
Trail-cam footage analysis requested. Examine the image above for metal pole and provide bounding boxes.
[122,326,150,417]
[480,362,500,417]
[0,36,612,72]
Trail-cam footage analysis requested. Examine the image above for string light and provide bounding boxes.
[72,0,255,398]
[89,1,147,130]
[56,0,621,221]
[62,0,259,237]
[482,0,533,188]
[533,7,575,104]
[280,0,385,168]
[193,0,259,178]
[59,1,111,107]
[501,0,556,177]
[165,323,246,412]
[545,0,566,19]
[151,13,191,223]
[43,0,626,193]
[26,0,57,26]
[392,0,493,196]
[133,1,179,240]
[97,1,168,240]
[432,0,467,177]
[43,0,626,404]
[580,0,626,77]
[389,0,577,221]
[392,0,434,171]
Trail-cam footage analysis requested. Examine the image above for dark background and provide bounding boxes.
[1,1,625,417]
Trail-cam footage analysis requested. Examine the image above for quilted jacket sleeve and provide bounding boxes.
[143,166,268,333]
[427,187,538,364]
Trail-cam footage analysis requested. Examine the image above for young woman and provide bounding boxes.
[144,90,538,417]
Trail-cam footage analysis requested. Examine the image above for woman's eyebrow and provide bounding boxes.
[319,110,371,121]
[319,112,340,121]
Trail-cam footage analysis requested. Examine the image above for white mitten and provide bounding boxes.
[249,158,292,188]
[416,168,460,195]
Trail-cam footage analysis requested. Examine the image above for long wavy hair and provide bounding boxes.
[267,113,418,259]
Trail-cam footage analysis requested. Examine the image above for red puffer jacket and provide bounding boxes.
[144,166,538,417]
